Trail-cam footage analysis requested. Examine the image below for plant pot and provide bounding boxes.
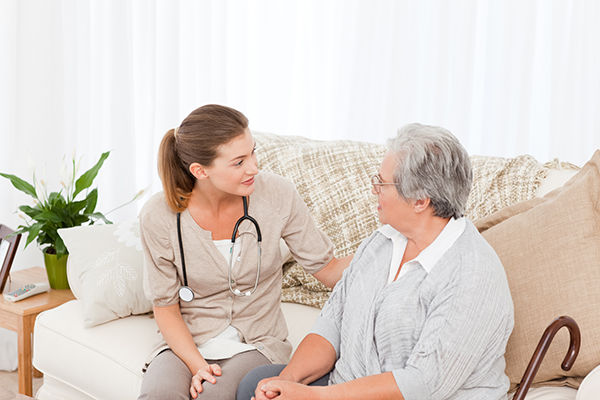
[43,251,70,289]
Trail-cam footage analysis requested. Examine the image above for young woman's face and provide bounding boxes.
[203,128,258,197]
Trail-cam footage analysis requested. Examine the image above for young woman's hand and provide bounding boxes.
[190,363,222,398]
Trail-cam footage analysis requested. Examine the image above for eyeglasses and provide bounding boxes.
[370,174,396,194]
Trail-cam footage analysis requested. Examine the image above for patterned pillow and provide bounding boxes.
[254,131,548,308]
[58,220,152,327]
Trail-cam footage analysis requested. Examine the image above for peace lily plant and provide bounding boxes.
[1,152,143,288]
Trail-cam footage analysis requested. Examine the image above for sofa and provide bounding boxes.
[32,132,600,399]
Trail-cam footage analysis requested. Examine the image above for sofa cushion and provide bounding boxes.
[32,300,319,400]
[58,220,152,327]
[476,150,600,387]
[33,300,159,400]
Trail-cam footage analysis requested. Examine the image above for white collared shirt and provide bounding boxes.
[378,217,466,284]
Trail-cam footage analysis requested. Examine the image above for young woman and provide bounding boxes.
[137,104,350,400]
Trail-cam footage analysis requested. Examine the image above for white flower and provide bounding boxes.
[34,174,48,203]
[59,155,75,195]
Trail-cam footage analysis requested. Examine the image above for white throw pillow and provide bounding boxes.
[58,220,152,327]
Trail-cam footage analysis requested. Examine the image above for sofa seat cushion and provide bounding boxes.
[32,300,320,400]
[518,387,577,399]
[32,294,585,400]
[33,300,160,400]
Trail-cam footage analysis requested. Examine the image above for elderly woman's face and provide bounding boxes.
[374,152,416,230]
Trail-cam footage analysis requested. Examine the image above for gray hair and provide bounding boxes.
[387,123,472,219]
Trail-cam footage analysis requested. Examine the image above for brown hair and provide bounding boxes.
[158,104,249,212]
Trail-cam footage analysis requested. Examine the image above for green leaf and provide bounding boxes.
[73,151,110,198]
[24,222,44,247]
[19,205,41,219]
[67,199,88,215]
[84,188,98,214]
[54,237,68,256]
[47,191,63,206]
[0,172,37,199]
[35,210,64,224]
[87,212,112,224]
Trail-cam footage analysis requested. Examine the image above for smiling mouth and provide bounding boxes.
[242,177,255,185]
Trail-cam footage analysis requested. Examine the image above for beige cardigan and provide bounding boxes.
[139,171,334,363]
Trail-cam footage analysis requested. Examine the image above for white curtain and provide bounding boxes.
[1,0,600,369]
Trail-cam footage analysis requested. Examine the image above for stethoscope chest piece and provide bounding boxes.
[179,286,194,302]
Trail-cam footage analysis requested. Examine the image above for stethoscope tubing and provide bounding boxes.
[177,196,262,302]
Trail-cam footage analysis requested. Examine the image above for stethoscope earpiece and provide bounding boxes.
[176,197,262,302]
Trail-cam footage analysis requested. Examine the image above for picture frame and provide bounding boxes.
[0,224,21,293]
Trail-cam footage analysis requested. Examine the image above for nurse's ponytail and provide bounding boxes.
[157,104,249,212]
[158,128,194,212]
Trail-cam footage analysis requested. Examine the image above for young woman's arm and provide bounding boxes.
[153,304,221,398]
[312,255,353,288]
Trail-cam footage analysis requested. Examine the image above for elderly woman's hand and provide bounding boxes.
[252,376,280,400]
[253,379,318,400]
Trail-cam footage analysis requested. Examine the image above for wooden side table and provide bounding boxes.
[0,267,75,396]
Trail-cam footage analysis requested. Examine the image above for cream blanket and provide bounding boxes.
[254,132,549,308]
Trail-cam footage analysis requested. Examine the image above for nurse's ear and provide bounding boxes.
[189,162,208,180]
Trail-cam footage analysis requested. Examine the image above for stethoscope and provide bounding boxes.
[176,196,262,302]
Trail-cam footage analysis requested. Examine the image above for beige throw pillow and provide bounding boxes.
[58,220,152,327]
[476,150,600,387]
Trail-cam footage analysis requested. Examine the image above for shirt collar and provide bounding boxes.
[415,217,466,273]
[377,217,466,275]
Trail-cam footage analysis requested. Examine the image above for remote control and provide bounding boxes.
[3,282,50,302]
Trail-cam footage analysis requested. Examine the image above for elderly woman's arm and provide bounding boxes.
[254,333,337,399]
[258,373,404,400]
[254,334,404,400]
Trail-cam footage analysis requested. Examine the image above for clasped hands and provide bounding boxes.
[251,376,318,400]
[189,364,317,400]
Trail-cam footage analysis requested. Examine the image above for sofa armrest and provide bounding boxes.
[576,364,600,400]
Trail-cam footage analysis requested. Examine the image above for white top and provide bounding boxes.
[196,238,256,360]
[378,217,466,284]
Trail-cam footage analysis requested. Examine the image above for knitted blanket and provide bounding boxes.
[254,132,549,308]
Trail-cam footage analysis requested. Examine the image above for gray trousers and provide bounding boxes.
[138,349,270,400]
[236,364,330,400]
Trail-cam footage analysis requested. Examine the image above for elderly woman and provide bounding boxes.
[236,123,514,400]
